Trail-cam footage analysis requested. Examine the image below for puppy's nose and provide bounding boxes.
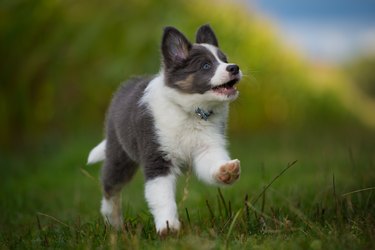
[226,64,240,75]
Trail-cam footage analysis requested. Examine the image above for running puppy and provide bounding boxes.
[87,24,242,235]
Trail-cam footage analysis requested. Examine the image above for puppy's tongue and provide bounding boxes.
[212,78,239,96]
[212,85,237,96]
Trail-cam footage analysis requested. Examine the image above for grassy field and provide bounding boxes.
[2,0,375,249]
[1,129,374,249]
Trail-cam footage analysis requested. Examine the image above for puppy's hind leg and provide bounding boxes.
[100,191,122,229]
[100,139,137,230]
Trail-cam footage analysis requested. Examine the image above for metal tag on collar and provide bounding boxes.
[195,107,213,121]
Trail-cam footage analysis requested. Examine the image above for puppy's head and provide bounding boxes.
[161,25,241,102]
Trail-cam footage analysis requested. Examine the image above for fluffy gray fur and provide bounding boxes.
[101,76,172,197]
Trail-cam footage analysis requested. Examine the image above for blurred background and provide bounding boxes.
[1,0,374,229]
[1,0,375,153]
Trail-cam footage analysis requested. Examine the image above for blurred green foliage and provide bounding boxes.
[0,0,362,151]
[346,55,375,98]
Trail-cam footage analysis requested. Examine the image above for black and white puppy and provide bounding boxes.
[87,25,242,235]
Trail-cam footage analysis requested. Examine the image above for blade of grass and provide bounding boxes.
[252,160,297,205]
[217,195,223,220]
[228,200,232,219]
[261,185,266,213]
[341,187,375,197]
[225,209,242,249]
[244,194,251,234]
[205,199,215,227]
[185,207,191,228]
[179,169,191,208]
[80,167,101,189]
[37,212,71,229]
[36,215,49,247]
[218,188,228,218]
[332,174,342,221]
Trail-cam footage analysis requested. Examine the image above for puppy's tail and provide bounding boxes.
[87,140,106,165]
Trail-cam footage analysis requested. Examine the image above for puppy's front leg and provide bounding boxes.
[193,147,241,185]
[144,173,180,236]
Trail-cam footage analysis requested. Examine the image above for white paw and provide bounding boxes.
[214,159,241,185]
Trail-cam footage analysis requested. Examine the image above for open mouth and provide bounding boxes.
[211,78,239,96]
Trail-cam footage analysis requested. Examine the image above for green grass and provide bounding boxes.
[1,130,374,249]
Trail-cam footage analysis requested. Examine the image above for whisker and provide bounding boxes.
[240,73,259,85]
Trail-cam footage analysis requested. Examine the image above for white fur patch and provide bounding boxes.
[200,44,221,61]
[87,140,106,164]
[200,44,229,86]
[200,43,243,89]
[145,174,180,232]
[141,73,233,185]
[140,70,241,232]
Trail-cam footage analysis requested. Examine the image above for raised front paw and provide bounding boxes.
[214,159,241,185]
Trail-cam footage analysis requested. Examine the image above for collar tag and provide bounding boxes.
[195,107,213,121]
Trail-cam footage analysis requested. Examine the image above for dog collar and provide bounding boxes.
[195,107,213,121]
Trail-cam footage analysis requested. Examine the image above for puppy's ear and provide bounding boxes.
[162,27,192,67]
[196,24,219,47]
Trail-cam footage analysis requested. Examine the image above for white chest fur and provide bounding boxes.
[140,74,229,171]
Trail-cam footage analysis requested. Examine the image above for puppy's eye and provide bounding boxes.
[202,63,211,70]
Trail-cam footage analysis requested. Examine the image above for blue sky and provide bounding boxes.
[248,0,375,63]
